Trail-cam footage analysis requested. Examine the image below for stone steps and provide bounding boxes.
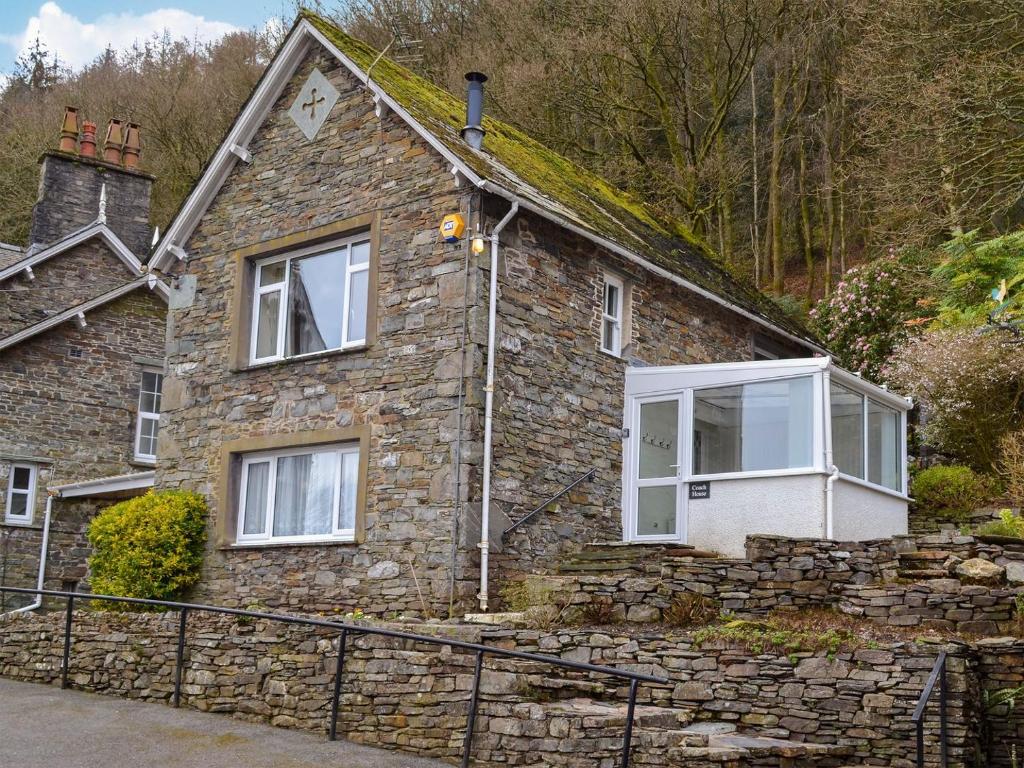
[480,697,851,768]
[898,550,953,581]
[557,542,721,575]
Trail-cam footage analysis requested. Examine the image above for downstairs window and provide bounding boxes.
[236,443,360,544]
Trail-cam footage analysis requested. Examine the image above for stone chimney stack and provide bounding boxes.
[29,107,154,255]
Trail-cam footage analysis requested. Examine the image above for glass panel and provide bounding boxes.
[831,383,864,479]
[602,319,617,352]
[693,377,813,474]
[273,452,338,537]
[12,466,31,491]
[339,451,358,530]
[287,250,346,356]
[255,290,280,359]
[138,417,159,456]
[260,261,286,286]
[637,486,676,536]
[346,269,369,344]
[605,282,619,317]
[868,400,901,491]
[638,400,679,479]
[8,492,28,518]
[350,240,370,266]
[242,461,270,535]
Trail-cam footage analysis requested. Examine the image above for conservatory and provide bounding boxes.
[621,357,911,557]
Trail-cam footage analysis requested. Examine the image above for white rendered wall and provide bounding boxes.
[831,478,909,541]
[686,474,826,557]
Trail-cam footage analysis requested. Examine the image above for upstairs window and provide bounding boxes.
[251,236,370,364]
[601,274,624,356]
[135,368,164,462]
[5,464,36,524]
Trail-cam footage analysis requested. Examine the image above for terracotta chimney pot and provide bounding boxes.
[122,122,141,169]
[103,118,124,164]
[59,107,79,153]
[80,122,98,158]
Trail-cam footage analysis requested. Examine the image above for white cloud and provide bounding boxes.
[2,2,240,70]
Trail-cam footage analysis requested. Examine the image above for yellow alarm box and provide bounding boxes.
[440,213,466,243]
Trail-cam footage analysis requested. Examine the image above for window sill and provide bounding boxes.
[598,347,625,361]
[688,467,827,483]
[836,472,910,501]
[2,519,37,529]
[220,538,358,551]
[234,344,370,373]
[131,458,157,468]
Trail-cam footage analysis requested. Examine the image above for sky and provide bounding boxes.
[0,1,284,75]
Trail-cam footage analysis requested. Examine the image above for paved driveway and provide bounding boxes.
[0,678,449,768]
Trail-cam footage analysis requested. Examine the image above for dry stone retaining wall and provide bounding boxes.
[0,609,979,766]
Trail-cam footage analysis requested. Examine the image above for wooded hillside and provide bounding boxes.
[2,0,1021,306]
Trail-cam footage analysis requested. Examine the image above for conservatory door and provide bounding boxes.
[628,395,686,543]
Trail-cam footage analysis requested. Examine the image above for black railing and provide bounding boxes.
[503,468,597,536]
[0,586,667,768]
[911,650,949,768]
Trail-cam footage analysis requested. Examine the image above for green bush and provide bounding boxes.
[910,465,996,522]
[87,490,207,606]
[978,509,1024,539]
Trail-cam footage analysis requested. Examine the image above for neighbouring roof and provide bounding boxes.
[0,242,24,271]
[51,470,154,499]
[0,221,144,283]
[0,275,168,353]
[149,10,821,351]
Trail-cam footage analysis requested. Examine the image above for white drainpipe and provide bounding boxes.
[478,200,519,612]
[822,370,838,540]
[0,493,53,620]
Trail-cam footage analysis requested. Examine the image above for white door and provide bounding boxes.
[627,395,686,543]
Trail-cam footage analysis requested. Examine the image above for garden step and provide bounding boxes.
[899,550,951,561]
[899,568,951,580]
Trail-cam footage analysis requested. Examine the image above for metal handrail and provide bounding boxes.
[911,650,949,768]
[0,586,667,768]
[503,468,597,535]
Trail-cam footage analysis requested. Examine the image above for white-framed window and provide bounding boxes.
[600,274,624,356]
[829,381,902,492]
[236,443,360,545]
[135,368,164,462]
[5,463,36,524]
[251,235,370,364]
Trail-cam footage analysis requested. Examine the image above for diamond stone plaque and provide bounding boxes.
[288,68,339,140]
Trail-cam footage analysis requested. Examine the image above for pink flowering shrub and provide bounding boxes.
[810,248,933,380]
[884,330,1024,472]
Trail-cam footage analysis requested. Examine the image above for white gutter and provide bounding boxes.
[0,494,53,620]
[822,369,838,540]
[478,200,519,612]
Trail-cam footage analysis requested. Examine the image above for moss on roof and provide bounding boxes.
[301,10,818,346]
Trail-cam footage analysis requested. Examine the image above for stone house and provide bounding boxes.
[144,10,906,619]
[0,112,168,611]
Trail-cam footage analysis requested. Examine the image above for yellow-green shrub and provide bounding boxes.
[87,490,207,606]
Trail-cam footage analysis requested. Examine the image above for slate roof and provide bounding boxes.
[0,242,24,271]
[301,11,820,348]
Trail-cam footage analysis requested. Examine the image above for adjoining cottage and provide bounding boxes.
[0,112,168,612]
[132,10,911,617]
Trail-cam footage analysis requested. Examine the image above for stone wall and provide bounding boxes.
[909,505,1006,537]
[487,210,804,578]
[838,581,1024,635]
[541,536,902,623]
[974,638,1024,767]
[157,43,479,618]
[0,609,977,767]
